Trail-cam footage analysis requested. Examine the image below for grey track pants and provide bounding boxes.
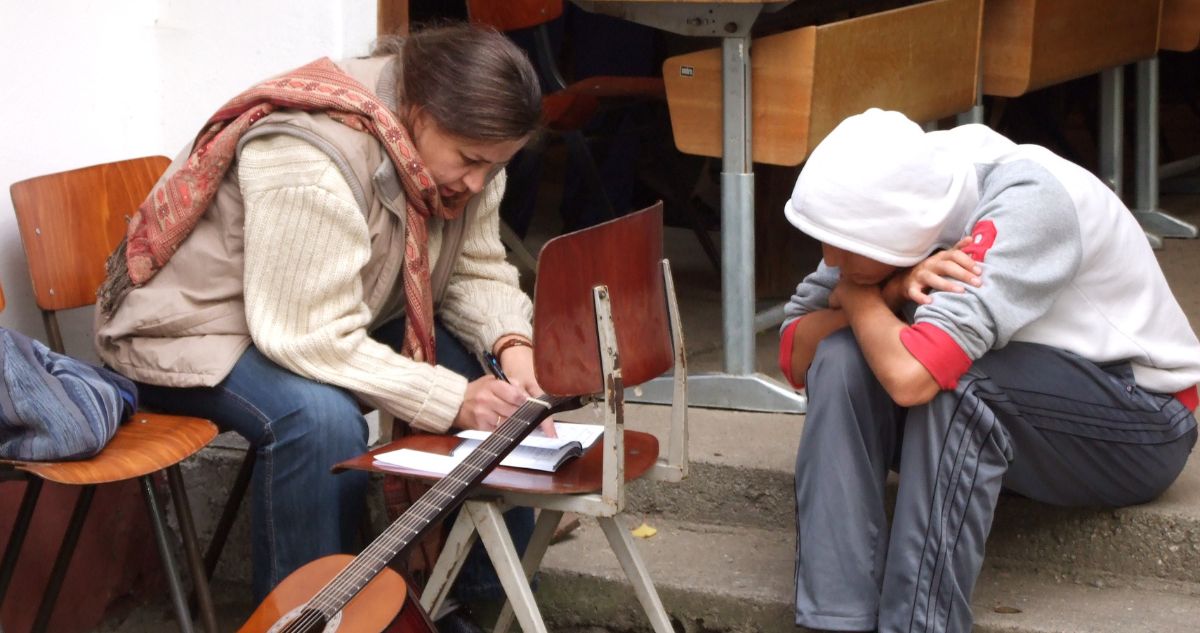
[794,330,1197,633]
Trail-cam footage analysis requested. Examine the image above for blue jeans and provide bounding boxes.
[137,318,531,602]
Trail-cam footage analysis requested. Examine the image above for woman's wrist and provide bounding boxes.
[493,334,533,360]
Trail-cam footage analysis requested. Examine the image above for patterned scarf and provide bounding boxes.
[98,57,454,365]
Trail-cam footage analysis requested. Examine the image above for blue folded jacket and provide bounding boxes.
[0,327,136,461]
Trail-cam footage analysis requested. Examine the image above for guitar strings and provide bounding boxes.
[284,395,562,629]
[280,407,537,633]
[306,397,552,613]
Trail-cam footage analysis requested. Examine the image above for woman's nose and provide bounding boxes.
[463,165,488,194]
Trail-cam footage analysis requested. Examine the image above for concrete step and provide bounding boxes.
[552,403,1200,585]
[536,515,1200,633]
[178,401,1200,589]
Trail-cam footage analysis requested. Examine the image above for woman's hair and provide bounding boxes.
[374,23,542,142]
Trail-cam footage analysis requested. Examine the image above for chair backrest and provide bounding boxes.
[533,202,674,397]
[467,0,563,32]
[9,156,170,314]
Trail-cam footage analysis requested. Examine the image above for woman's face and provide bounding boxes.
[821,243,897,285]
[408,109,528,206]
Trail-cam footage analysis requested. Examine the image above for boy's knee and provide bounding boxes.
[809,329,871,388]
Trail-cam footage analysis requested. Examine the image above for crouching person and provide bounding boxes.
[778,109,1199,633]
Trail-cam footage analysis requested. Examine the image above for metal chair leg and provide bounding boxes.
[419,508,481,618]
[140,475,195,633]
[204,450,254,580]
[470,501,549,633]
[597,515,674,633]
[0,477,42,607]
[167,466,217,633]
[493,509,561,633]
[31,485,96,633]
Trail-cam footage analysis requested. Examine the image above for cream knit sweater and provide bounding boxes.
[238,134,533,434]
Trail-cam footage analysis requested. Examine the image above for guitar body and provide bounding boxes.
[239,554,432,633]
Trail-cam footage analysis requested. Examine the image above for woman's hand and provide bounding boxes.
[882,237,982,309]
[453,376,529,432]
[498,342,557,437]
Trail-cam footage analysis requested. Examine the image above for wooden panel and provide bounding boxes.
[1161,0,1200,52]
[9,156,170,311]
[807,0,981,152]
[663,0,982,166]
[4,413,217,485]
[532,203,673,396]
[377,0,408,36]
[336,430,660,495]
[982,0,1161,97]
[467,0,563,31]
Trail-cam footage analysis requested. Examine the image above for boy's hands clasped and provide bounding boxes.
[881,236,982,310]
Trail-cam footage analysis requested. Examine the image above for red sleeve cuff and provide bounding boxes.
[1176,385,1198,412]
[778,318,804,389]
[899,322,972,390]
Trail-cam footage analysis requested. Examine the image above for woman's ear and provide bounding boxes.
[403,105,424,134]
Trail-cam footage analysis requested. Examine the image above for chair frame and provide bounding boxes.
[415,204,688,633]
[3,157,220,633]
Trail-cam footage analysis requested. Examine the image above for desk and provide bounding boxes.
[574,0,807,413]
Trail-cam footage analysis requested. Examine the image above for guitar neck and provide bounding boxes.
[305,393,578,617]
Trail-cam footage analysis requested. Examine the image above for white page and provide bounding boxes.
[456,422,604,450]
[374,448,463,474]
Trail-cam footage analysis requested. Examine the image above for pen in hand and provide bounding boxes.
[483,350,557,437]
[483,351,509,383]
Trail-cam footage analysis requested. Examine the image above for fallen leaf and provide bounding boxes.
[993,606,1022,614]
[631,522,658,539]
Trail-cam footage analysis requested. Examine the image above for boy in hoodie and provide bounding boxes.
[779,109,1199,633]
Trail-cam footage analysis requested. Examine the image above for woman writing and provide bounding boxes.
[93,23,549,614]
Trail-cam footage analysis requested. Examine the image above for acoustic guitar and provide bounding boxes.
[239,393,583,633]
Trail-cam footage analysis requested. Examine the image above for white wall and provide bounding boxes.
[0,0,376,356]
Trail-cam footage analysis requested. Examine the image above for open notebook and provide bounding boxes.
[374,422,605,474]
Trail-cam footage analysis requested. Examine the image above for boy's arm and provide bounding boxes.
[838,281,940,406]
[779,263,841,387]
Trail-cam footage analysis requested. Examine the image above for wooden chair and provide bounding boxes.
[338,202,689,633]
[662,0,982,167]
[3,157,222,633]
[468,0,669,273]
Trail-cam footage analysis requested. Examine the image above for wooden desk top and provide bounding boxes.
[336,430,660,496]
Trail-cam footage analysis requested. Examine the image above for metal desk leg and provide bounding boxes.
[1134,57,1198,247]
[1100,66,1125,197]
[633,34,806,414]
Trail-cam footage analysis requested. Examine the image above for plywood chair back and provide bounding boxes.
[533,203,673,396]
[9,156,169,350]
[663,0,981,166]
[1161,0,1200,52]
[980,0,1161,97]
